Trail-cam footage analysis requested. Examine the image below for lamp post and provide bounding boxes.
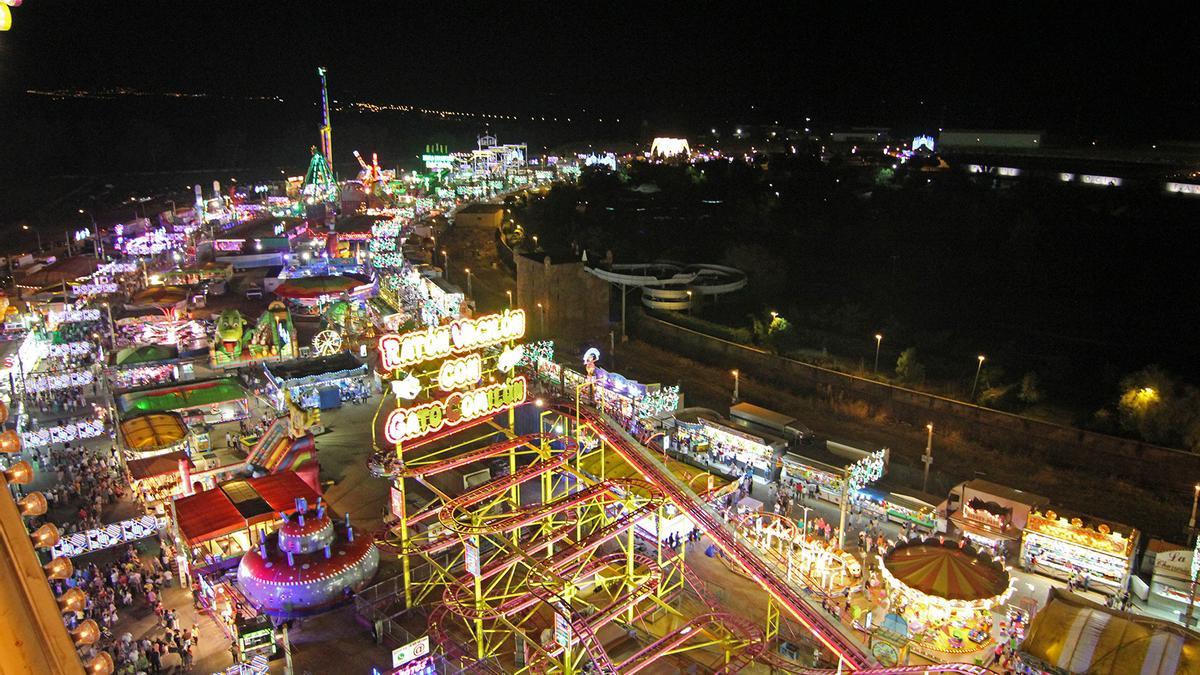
[506,290,512,309]
[464,268,473,301]
[922,423,934,493]
[731,369,740,403]
[686,290,693,315]
[799,504,813,538]
[537,302,545,336]
[874,334,883,374]
[441,249,449,274]
[21,224,42,252]
[970,354,986,403]
[532,235,539,250]
[79,209,102,259]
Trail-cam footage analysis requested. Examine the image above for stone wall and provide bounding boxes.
[515,253,610,343]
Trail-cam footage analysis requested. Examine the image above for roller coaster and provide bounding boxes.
[370,396,989,674]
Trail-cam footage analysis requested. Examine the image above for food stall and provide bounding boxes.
[1020,509,1137,593]
[949,479,1046,557]
[697,416,784,479]
[782,441,889,504]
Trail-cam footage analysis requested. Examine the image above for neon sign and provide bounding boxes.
[437,354,482,391]
[385,377,527,444]
[377,309,525,371]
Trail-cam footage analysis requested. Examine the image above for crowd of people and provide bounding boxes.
[21,441,123,534]
[63,545,199,673]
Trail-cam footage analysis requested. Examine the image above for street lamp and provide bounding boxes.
[922,423,934,493]
[686,290,693,315]
[874,334,883,374]
[21,224,42,252]
[441,249,448,273]
[537,302,546,335]
[1189,484,1200,531]
[464,268,473,301]
[731,369,740,403]
[532,235,539,249]
[506,290,513,309]
[970,355,986,403]
[798,505,813,538]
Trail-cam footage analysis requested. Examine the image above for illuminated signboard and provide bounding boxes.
[422,154,455,170]
[385,377,527,444]
[392,635,431,668]
[377,309,526,372]
[379,310,528,446]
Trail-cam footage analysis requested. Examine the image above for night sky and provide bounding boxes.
[3,3,1198,140]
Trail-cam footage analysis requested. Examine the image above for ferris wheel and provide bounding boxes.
[312,329,343,356]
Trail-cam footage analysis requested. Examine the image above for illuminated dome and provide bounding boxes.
[237,498,379,617]
[880,539,1011,607]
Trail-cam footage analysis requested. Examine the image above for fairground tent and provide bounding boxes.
[1020,587,1200,674]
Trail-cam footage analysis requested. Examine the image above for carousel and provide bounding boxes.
[874,537,1014,656]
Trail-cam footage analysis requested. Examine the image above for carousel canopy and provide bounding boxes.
[115,344,178,366]
[1021,587,1200,674]
[131,285,189,306]
[120,413,187,451]
[881,540,1009,603]
[117,378,246,417]
[272,274,367,299]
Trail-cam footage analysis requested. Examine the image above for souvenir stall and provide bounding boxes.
[697,416,783,479]
[877,538,1014,659]
[263,351,371,410]
[781,453,848,503]
[1020,509,1137,593]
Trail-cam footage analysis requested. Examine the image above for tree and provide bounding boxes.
[1018,371,1043,404]
[1114,365,1200,450]
[895,347,925,384]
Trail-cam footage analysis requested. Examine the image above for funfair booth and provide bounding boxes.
[1020,509,1138,594]
[171,470,321,576]
[263,351,371,410]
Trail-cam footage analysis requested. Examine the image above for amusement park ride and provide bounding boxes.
[361,309,989,674]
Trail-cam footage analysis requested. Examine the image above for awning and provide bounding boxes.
[1021,587,1200,674]
[265,352,367,388]
[173,470,321,546]
[127,451,191,481]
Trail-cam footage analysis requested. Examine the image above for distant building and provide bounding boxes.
[454,203,504,229]
[938,129,1043,150]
